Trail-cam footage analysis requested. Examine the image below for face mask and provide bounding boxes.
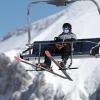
[63,28,70,33]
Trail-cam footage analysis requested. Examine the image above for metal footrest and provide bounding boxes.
[59,67,78,70]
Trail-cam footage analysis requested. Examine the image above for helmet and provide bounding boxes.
[62,23,72,31]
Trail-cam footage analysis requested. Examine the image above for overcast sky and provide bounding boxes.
[0,0,65,38]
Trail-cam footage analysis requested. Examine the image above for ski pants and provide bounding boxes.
[44,44,71,66]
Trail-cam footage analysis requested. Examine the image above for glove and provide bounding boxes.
[54,37,62,42]
[55,43,64,50]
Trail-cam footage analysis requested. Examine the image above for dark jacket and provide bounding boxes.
[58,32,76,41]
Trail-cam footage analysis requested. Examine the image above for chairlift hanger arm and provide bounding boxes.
[29,0,100,14]
[67,0,100,15]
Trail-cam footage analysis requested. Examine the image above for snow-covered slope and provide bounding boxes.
[0,1,100,100]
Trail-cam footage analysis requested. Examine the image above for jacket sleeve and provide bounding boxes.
[71,33,77,41]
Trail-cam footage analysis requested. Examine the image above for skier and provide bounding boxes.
[40,23,77,70]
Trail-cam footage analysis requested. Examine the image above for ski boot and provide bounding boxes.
[37,63,53,72]
[59,61,66,70]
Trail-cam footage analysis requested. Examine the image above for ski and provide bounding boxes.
[15,56,68,79]
[58,67,78,70]
[67,67,78,70]
[45,50,73,81]
[57,61,78,70]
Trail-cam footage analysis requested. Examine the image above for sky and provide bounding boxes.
[0,0,65,39]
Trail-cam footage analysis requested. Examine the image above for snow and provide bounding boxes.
[0,0,100,100]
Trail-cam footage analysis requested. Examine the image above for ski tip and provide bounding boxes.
[14,56,21,62]
[45,50,52,58]
[69,78,73,81]
[64,76,73,81]
[67,76,73,81]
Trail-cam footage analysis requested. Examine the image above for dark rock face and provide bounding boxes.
[0,53,31,98]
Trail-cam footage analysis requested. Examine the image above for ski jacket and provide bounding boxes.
[58,32,76,41]
[54,32,76,50]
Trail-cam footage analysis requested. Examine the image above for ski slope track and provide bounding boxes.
[0,1,100,100]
